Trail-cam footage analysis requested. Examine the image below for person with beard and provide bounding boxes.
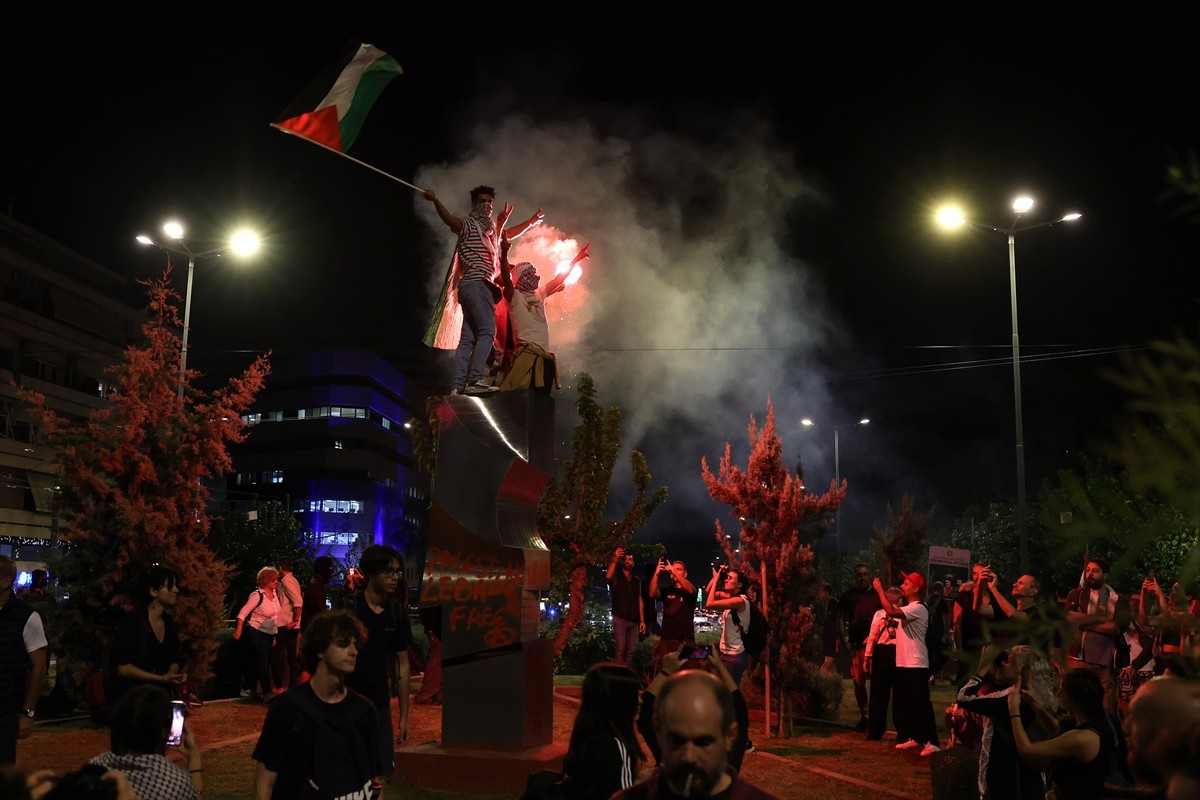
[1124,675,1200,799]
[423,185,543,396]
[605,547,646,671]
[1066,558,1120,713]
[839,564,882,732]
[614,670,777,800]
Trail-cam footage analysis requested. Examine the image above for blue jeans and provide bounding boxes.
[613,616,639,668]
[721,650,749,687]
[453,279,497,389]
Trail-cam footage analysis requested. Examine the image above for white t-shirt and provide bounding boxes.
[894,601,929,668]
[507,287,551,350]
[719,596,749,655]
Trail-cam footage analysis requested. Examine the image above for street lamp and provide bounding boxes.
[801,417,870,585]
[135,221,260,396]
[935,195,1081,572]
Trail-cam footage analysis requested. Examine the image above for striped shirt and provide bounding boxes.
[456,216,497,284]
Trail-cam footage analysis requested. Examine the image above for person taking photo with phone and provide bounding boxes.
[89,684,202,799]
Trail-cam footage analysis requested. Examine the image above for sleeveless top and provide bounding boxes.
[1051,718,1111,800]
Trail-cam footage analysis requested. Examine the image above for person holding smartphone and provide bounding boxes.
[89,684,202,799]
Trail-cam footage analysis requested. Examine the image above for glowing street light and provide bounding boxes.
[934,195,1081,571]
[801,417,870,584]
[136,221,260,397]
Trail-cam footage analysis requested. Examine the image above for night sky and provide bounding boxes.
[4,14,1197,577]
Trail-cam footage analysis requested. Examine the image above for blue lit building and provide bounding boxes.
[222,348,431,570]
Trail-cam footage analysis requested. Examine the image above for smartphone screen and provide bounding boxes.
[167,700,186,747]
[680,644,711,661]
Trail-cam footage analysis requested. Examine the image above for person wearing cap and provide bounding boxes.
[872,571,941,757]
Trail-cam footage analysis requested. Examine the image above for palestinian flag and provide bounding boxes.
[273,41,401,152]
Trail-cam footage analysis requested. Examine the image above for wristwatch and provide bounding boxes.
[21,708,35,718]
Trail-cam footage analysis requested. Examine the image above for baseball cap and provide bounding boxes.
[902,571,926,591]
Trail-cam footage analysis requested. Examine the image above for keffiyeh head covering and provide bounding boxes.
[515,262,540,292]
[468,200,495,233]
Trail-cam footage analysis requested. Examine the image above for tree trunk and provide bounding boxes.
[553,563,589,657]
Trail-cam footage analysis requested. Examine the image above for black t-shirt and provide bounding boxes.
[658,585,696,641]
[607,570,641,623]
[108,609,182,704]
[839,587,882,646]
[252,682,381,799]
[955,589,988,652]
[344,594,412,707]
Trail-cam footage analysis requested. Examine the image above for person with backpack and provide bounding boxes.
[234,567,282,702]
[703,567,753,686]
[252,608,381,800]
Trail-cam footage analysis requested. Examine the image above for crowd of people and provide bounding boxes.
[4,534,1199,800]
[1,544,416,800]
[838,555,1200,799]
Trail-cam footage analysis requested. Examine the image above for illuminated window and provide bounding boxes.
[334,440,344,450]
[269,470,283,484]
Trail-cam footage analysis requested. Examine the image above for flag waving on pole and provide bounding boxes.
[273,41,402,152]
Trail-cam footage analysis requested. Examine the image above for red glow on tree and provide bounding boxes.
[700,396,845,721]
[22,268,270,688]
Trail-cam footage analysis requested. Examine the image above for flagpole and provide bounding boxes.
[270,124,425,193]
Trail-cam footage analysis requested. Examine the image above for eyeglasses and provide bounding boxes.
[378,568,402,577]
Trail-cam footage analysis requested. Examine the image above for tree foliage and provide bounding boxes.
[700,396,844,718]
[206,497,314,616]
[870,494,937,587]
[22,270,270,686]
[537,374,668,656]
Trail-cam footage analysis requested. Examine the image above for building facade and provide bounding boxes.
[222,348,431,582]
[0,214,143,580]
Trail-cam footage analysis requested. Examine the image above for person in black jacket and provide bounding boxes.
[107,565,185,709]
[563,662,645,799]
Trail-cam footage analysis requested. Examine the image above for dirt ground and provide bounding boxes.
[16,678,962,800]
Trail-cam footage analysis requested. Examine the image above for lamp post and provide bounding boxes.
[801,417,870,586]
[136,221,260,397]
[935,196,1081,572]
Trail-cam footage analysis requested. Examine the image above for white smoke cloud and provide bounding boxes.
[413,112,852,557]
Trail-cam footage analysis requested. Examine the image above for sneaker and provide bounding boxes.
[919,743,941,757]
[239,689,251,698]
[464,381,500,396]
[895,739,921,751]
[744,739,755,753]
[184,693,203,707]
[853,715,869,733]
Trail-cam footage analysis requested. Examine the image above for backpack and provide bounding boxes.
[922,599,948,672]
[731,599,768,659]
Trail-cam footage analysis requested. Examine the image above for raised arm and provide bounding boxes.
[503,207,544,240]
[543,242,590,297]
[873,577,902,618]
[423,190,463,234]
[498,236,516,301]
[988,579,1022,620]
[1008,676,1099,761]
[606,546,623,582]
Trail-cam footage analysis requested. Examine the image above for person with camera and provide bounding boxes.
[649,557,696,678]
[704,566,752,687]
[89,684,202,799]
[606,547,646,670]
